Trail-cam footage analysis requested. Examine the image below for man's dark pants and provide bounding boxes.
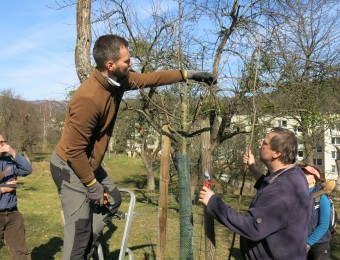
[0,209,31,260]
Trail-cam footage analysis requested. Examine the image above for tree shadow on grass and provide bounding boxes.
[119,174,179,212]
[99,221,118,257]
[107,243,156,259]
[133,189,179,213]
[119,174,149,189]
[99,221,155,259]
[31,236,63,260]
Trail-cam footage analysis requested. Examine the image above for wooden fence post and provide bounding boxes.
[201,120,216,259]
[158,124,171,259]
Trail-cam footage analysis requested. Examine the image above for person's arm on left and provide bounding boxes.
[0,144,32,176]
[307,195,331,246]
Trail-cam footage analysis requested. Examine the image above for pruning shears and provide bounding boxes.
[204,170,214,189]
[0,167,11,182]
[0,166,23,188]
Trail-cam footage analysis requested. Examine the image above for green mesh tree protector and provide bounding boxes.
[177,153,193,259]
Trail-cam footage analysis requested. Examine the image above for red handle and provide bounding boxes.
[204,179,214,188]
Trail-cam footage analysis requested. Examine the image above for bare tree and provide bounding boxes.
[75,0,92,82]
[335,146,340,192]
[0,89,18,141]
[0,89,42,153]
[260,0,340,165]
[89,1,274,259]
[38,100,67,152]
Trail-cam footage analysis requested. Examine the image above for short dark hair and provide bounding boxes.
[93,35,129,70]
[270,127,297,164]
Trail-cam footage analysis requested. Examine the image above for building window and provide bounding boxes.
[298,151,304,157]
[331,166,336,173]
[330,124,340,131]
[279,120,287,127]
[316,146,322,153]
[313,159,323,166]
[332,151,339,159]
[331,137,340,145]
[294,126,302,133]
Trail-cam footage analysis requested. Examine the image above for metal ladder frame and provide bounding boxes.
[95,188,136,260]
[118,188,135,260]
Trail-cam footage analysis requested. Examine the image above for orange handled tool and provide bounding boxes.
[103,193,109,205]
[204,170,214,188]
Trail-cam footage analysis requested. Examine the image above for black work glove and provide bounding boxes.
[86,179,104,205]
[185,70,217,85]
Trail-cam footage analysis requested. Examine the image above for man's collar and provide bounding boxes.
[98,71,121,87]
[265,163,296,184]
[107,77,121,87]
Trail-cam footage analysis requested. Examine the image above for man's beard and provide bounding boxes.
[114,67,130,80]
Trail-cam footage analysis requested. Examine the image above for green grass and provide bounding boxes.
[0,154,339,259]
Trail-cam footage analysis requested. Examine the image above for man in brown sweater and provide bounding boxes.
[50,34,215,259]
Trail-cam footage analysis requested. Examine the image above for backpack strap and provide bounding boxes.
[314,196,321,203]
[314,195,321,210]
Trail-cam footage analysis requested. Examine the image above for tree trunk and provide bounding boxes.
[335,147,340,192]
[140,153,155,191]
[304,140,315,165]
[139,126,156,192]
[75,0,92,83]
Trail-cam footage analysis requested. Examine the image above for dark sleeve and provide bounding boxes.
[254,174,265,190]
[206,193,289,241]
[13,153,32,176]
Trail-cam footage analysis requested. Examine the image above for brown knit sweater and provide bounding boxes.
[55,69,185,183]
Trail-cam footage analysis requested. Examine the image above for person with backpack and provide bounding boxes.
[302,165,332,260]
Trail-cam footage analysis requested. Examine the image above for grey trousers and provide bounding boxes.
[50,152,121,260]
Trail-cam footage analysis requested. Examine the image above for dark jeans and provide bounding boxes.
[308,241,330,260]
[0,209,31,260]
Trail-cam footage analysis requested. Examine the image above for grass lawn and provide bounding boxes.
[0,154,339,259]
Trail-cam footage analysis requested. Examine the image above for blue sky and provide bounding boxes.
[0,1,79,101]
